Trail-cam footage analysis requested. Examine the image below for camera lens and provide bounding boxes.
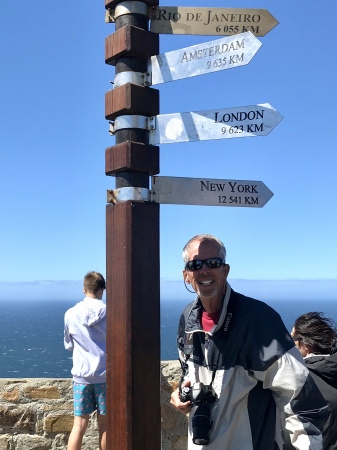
[192,404,211,445]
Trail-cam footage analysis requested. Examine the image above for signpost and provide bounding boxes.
[145,103,283,145]
[150,6,278,36]
[151,176,273,207]
[150,31,261,85]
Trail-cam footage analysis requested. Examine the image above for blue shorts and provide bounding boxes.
[73,382,106,416]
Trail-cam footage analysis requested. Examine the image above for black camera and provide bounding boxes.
[180,382,216,445]
[180,381,215,405]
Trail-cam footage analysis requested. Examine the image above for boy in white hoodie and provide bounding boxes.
[64,271,106,450]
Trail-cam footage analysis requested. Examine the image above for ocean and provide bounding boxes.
[1,298,337,378]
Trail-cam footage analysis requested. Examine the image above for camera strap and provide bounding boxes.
[182,290,238,386]
[208,292,238,387]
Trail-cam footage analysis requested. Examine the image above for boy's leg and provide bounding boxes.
[94,383,107,450]
[97,413,107,450]
[67,415,89,450]
[68,383,95,450]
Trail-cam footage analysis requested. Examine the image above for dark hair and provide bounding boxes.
[83,271,106,295]
[293,312,337,354]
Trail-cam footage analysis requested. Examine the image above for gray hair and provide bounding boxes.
[182,234,226,265]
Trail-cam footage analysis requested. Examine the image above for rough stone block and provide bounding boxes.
[172,435,188,450]
[14,435,52,450]
[0,435,11,450]
[52,434,68,448]
[24,386,60,399]
[1,388,20,402]
[161,402,182,431]
[41,401,73,412]
[0,406,35,431]
[44,414,74,433]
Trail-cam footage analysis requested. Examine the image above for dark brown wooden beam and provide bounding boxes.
[106,201,161,450]
[104,3,161,449]
[105,83,159,120]
[105,142,159,176]
[105,26,159,65]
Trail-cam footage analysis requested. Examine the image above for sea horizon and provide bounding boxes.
[1,278,337,303]
[1,297,337,378]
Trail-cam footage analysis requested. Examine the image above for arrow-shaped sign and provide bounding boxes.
[150,31,261,85]
[150,6,278,37]
[151,176,273,207]
[148,103,283,145]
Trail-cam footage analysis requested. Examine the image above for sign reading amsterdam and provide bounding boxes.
[150,7,278,37]
[151,176,273,207]
[150,32,261,85]
[148,103,283,145]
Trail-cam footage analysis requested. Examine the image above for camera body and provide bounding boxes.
[180,382,216,445]
[180,382,215,406]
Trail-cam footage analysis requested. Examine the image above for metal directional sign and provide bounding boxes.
[151,176,273,207]
[150,31,261,85]
[150,7,278,37]
[148,103,283,145]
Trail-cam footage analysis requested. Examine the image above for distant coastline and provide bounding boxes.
[1,278,337,302]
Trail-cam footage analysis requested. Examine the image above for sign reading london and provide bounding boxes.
[151,176,273,208]
[150,7,278,37]
[150,31,261,85]
[148,103,283,145]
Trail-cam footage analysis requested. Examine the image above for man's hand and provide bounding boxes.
[170,380,192,415]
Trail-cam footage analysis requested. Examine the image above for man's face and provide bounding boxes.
[183,239,230,303]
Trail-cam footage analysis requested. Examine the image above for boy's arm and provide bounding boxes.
[64,317,74,351]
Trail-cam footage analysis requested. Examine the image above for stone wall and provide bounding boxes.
[0,361,187,450]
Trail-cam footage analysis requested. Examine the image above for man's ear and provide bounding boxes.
[224,264,230,277]
[183,269,190,283]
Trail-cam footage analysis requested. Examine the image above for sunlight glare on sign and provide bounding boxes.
[149,103,283,145]
[150,31,261,85]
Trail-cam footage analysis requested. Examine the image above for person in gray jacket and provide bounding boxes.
[170,234,327,450]
[64,271,106,450]
[291,312,337,450]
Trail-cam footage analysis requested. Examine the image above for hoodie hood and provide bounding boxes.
[80,297,106,326]
[305,349,337,389]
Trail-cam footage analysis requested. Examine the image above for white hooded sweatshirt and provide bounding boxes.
[64,297,106,384]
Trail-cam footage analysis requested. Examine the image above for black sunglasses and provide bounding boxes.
[185,257,225,271]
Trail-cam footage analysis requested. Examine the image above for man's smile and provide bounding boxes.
[199,280,213,286]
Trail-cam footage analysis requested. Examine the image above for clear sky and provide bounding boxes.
[1,1,336,301]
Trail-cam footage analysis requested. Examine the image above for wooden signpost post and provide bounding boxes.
[103,2,280,449]
[104,1,161,450]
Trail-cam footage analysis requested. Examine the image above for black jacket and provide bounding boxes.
[177,286,328,450]
[305,351,337,450]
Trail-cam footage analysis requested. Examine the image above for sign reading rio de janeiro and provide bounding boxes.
[150,6,278,37]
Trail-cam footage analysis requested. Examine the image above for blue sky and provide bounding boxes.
[1,1,336,301]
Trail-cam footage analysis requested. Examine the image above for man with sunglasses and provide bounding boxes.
[170,234,327,449]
